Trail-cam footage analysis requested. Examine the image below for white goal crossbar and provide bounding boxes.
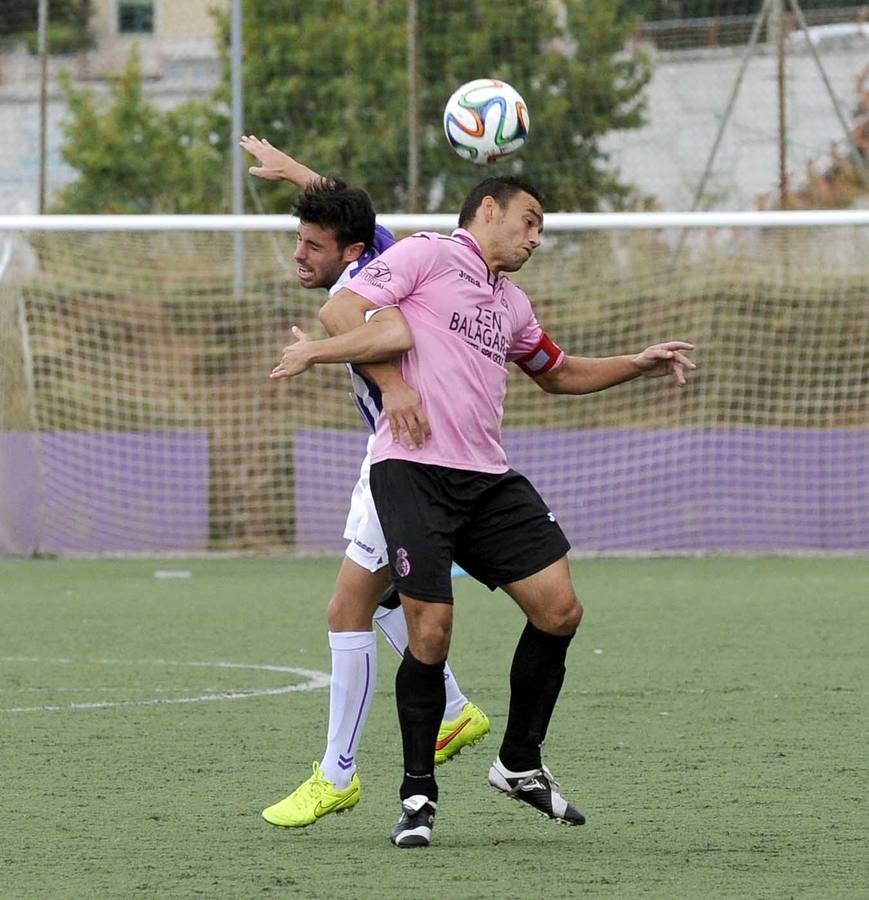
[2,210,869,232]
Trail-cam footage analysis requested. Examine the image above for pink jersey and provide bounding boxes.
[348,228,564,474]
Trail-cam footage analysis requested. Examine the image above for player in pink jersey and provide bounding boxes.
[272,175,696,847]
[242,136,490,829]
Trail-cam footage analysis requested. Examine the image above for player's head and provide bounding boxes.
[458,176,544,274]
[292,177,376,290]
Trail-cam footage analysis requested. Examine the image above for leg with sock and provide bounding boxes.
[395,647,445,802]
[488,620,585,826]
[374,586,470,720]
[260,626,374,828]
[499,621,572,771]
[391,647,445,847]
[320,630,377,788]
[375,584,490,765]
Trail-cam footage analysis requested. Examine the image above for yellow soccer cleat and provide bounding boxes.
[262,762,361,827]
[434,701,491,766]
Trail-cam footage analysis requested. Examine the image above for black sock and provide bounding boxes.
[395,648,445,803]
[499,621,574,772]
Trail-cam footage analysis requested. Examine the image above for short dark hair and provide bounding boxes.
[292,177,376,250]
[458,176,544,228]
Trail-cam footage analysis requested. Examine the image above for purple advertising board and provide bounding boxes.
[0,431,209,554]
[294,428,869,553]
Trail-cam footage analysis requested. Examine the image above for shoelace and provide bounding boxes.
[507,766,561,797]
[296,763,330,800]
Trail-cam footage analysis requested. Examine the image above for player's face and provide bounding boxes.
[294,222,361,290]
[490,192,543,273]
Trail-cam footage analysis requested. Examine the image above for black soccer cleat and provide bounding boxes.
[390,795,437,848]
[488,757,586,825]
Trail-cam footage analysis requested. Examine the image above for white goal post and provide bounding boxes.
[1,210,867,556]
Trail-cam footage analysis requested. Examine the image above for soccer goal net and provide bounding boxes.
[1,211,866,556]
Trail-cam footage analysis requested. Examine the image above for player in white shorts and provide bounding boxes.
[344,437,387,570]
[240,136,490,827]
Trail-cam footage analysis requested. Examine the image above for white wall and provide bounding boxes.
[603,33,868,210]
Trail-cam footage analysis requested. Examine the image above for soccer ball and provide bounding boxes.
[443,78,530,166]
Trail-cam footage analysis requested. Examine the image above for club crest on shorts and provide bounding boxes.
[395,547,411,577]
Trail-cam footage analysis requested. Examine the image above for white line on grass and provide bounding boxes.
[0,657,330,713]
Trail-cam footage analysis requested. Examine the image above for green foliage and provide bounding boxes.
[226,0,652,212]
[0,0,92,50]
[53,2,651,213]
[23,22,94,55]
[54,47,229,213]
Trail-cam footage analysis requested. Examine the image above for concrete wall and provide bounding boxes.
[602,32,868,210]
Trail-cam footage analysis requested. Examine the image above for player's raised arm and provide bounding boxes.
[529,341,696,394]
[240,135,322,188]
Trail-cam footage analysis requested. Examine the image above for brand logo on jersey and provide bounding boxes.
[361,260,392,288]
[547,511,556,523]
[395,547,411,578]
[448,304,508,366]
[458,269,481,288]
[354,538,376,554]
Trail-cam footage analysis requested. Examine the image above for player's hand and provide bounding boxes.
[382,381,431,450]
[240,134,293,181]
[632,341,696,387]
[270,326,314,379]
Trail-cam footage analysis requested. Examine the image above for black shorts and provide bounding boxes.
[369,459,570,604]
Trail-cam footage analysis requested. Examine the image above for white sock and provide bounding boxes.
[320,631,376,789]
[441,663,469,722]
[373,604,469,722]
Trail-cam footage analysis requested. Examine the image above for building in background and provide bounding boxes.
[85,0,225,78]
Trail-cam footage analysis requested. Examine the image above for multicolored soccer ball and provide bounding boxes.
[443,79,530,165]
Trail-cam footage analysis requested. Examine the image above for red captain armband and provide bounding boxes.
[515,332,565,377]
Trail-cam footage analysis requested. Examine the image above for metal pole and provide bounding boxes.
[406,0,420,213]
[785,0,868,186]
[689,0,772,211]
[230,0,245,295]
[772,0,788,206]
[37,0,48,214]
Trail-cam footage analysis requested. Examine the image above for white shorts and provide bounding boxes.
[343,434,388,573]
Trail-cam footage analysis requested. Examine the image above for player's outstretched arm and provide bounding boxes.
[534,341,696,394]
[269,308,412,380]
[239,135,322,188]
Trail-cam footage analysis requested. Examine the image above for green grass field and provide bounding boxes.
[1,556,866,899]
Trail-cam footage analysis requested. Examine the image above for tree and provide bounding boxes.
[225,0,652,212]
[55,2,652,213]
[54,47,228,213]
[0,0,93,54]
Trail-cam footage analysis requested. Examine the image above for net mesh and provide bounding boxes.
[0,220,867,555]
